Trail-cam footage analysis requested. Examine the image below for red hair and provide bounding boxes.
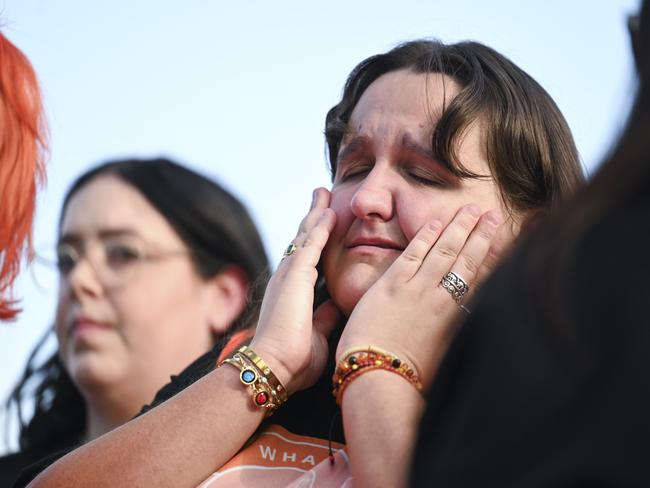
[0,30,47,321]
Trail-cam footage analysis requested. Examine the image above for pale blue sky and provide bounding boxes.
[0,0,641,451]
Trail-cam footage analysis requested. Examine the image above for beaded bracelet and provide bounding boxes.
[332,346,422,406]
[220,346,287,416]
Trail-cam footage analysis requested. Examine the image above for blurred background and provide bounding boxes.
[0,0,641,452]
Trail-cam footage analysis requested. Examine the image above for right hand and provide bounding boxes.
[250,188,340,395]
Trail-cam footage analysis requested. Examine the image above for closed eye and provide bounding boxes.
[405,168,449,188]
[335,161,373,183]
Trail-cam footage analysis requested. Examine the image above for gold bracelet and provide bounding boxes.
[220,346,287,416]
[237,346,288,404]
[332,346,422,406]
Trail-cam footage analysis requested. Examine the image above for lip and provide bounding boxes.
[346,236,405,253]
[70,315,112,337]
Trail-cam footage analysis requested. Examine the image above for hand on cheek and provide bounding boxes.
[336,204,504,387]
[250,188,340,395]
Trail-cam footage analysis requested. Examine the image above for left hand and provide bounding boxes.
[336,204,504,387]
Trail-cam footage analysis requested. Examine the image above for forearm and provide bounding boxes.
[29,365,264,488]
[342,370,425,488]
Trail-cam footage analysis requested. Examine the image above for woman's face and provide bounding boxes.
[56,176,218,400]
[323,69,515,315]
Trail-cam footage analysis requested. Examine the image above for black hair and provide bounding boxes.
[6,157,269,453]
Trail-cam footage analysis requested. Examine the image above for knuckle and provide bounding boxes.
[434,244,457,261]
[474,224,495,242]
[400,250,421,263]
[460,253,481,275]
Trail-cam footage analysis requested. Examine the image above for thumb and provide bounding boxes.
[313,299,341,338]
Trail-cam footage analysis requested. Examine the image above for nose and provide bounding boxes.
[349,166,395,222]
[65,257,104,300]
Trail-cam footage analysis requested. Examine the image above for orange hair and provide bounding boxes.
[0,30,47,321]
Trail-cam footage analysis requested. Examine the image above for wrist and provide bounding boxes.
[248,339,296,394]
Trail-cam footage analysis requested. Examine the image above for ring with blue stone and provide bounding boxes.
[240,368,257,384]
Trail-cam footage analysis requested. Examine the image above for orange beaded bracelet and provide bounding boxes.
[332,346,422,405]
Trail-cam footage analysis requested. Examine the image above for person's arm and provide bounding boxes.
[29,365,264,487]
[337,205,505,488]
[28,188,339,488]
[342,371,425,486]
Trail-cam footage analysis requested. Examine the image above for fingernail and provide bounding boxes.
[486,210,503,226]
[311,189,318,208]
[467,204,480,217]
[429,220,442,231]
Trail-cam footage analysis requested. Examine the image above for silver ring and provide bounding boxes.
[459,304,472,315]
[282,243,297,260]
[440,271,469,303]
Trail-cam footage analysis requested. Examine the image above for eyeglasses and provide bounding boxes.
[30,237,189,293]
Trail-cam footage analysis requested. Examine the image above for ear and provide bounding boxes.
[201,265,250,335]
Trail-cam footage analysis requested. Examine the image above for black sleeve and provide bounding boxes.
[139,344,223,415]
[12,341,227,487]
[410,200,650,487]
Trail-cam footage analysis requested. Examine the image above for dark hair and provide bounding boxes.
[325,40,585,219]
[6,157,269,453]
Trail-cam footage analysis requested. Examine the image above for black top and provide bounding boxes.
[0,449,57,488]
[411,190,650,486]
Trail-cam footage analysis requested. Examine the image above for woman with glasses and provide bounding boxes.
[1,158,269,486]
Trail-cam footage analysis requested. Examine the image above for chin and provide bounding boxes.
[66,351,122,392]
[327,267,384,317]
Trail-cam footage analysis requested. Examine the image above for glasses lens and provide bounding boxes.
[100,239,145,287]
[30,246,62,293]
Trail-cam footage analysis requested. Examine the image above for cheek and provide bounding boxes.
[396,196,455,242]
[329,186,354,229]
[323,186,353,257]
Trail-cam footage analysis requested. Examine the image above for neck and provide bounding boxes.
[82,383,150,441]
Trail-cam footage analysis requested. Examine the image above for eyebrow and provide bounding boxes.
[336,133,370,163]
[338,130,438,162]
[58,228,142,245]
[400,134,437,164]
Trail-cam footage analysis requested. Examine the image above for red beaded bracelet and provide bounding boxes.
[332,346,422,406]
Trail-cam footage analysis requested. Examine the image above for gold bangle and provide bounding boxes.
[237,346,288,404]
[219,346,288,416]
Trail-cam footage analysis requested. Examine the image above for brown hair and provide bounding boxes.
[325,40,584,219]
[0,30,48,320]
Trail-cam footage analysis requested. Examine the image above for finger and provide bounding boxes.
[418,204,482,279]
[462,225,507,304]
[448,210,502,283]
[282,209,336,273]
[381,219,443,283]
[292,188,331,248]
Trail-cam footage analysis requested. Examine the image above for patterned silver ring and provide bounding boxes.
[440,271,470,303]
